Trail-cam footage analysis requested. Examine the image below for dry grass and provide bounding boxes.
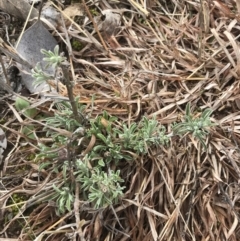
[1,0,240,240]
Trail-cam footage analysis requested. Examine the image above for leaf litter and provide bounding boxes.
[0,0,240,240]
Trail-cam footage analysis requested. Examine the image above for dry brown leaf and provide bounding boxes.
[63,3,83,21]
[226,213,239,239]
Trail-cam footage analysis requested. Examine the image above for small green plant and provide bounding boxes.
[15,97,38,139]
[71,39,83,51]
[44,101,84,133]
[32,46,169,214]
[114,116,169,154]
[75,159,125,208]
[15,97,37,118]
[32,45,82,124]
[172,103,215,148]
[31,45,66,86]
[6,193,27,220]
[52,184,74,215]
[41,45,66,69]
[37,102,170,214]
[31,63,53,86]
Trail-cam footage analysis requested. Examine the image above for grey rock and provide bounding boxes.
[16,20,58,94]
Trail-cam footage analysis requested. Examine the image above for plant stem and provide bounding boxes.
[61,65,82,124]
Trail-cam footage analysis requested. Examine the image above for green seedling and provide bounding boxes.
[172,103,216,148]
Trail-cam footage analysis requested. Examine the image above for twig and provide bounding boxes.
[60,14,76,84]
[82,0,108,52]
[0,38,32,69]
[15,0,36,49]
[61,65,82,124]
